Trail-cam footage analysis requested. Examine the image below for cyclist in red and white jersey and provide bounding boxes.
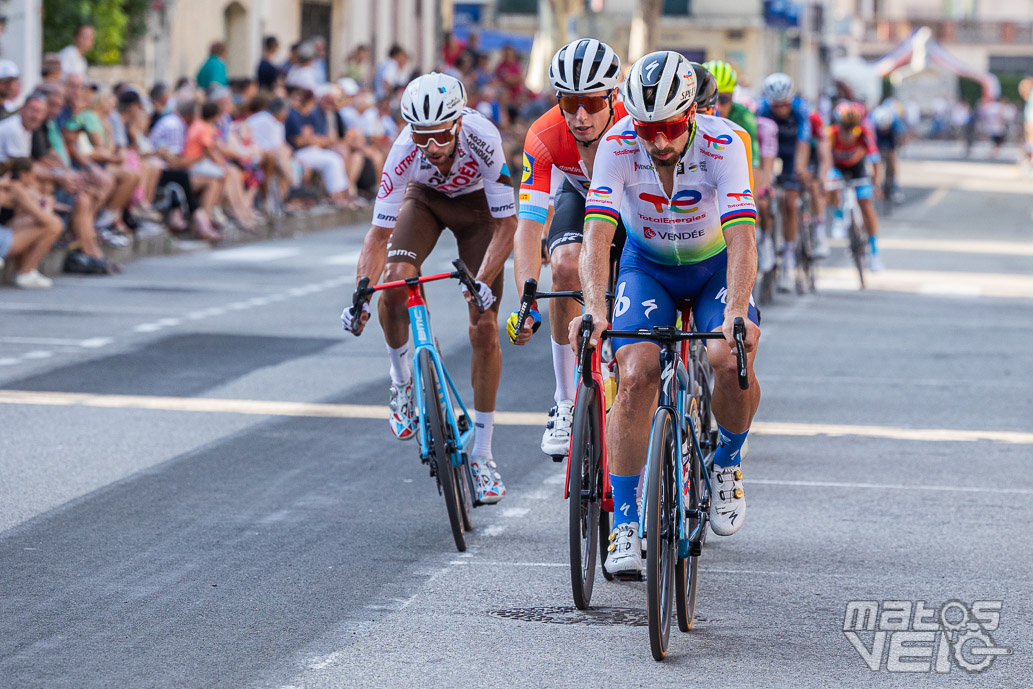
[507,39,625,459]
[575,52,762,576]
[342,72,516,504]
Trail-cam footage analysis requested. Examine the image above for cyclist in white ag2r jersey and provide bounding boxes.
[343,72,517,505]
[573,52,763,577]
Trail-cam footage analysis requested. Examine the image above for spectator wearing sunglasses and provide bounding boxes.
[508,38,625,461]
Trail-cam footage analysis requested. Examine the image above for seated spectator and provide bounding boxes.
[344,45,372,88]
[244,94,294,205]
[206,91,262,230]
[41,53,63,84]
[229,78,258,109]
[197,41,229,91]
[286,42,319,93]
[337,78,362,130]
[285,87,355,208]
[257,35,281,91]
[58,23,94,79]
[0,158,62,288]
[0,60,21,118]
[111,89,163,222]
[78,88,141,235]
[373,45,408,100]
[151,99,222,241]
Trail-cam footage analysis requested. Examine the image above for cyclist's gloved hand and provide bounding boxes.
[506,305,541,345]
[461,279,495,310]
[341,302,370,333]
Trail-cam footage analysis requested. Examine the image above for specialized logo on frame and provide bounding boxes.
[843,599,1010,674]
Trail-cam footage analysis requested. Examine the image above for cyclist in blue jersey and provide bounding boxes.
[574,51,762,576]
[756,73,811,293]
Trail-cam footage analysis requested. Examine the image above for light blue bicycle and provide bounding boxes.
[350,259,486,551]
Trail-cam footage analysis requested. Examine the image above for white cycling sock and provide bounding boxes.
[387,343,411,386]
[552,338,577,404]
[783,240,797,270]
[472,410,495,459]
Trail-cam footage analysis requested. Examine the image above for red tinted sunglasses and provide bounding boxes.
[556,91,612,115]
[632,115,690,143]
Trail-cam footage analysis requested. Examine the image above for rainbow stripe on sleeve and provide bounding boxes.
[585,205,620,226]
[720,208,757,231]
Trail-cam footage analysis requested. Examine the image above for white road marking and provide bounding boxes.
[133,323,162,333]
[324,250,362,265]
[879,237,1033,257]
[749,478,1033,496]
[0,358,20,366]
[482,524,508,537]
[924,187,949,207]
[500,507,530,518]
[1,391,1030,447]
[0,337,96,347]
[21,351,53,360]
[79,337,114,349]
[448,561,567,567]
[156,318,181,327]
[210,246,301,262]
[307,652,343,670]
[817,267,1033,299]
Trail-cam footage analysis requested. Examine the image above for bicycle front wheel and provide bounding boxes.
[645,407,678,661]
[568,381,601,610]
[848,212,867,290]
[675,405,702,633]
[418,349,467,552]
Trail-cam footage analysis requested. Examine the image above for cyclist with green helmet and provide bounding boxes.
[704,60,759,166]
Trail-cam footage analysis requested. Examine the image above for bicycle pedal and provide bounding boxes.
[551,454,566,463]
[614,570,645,582]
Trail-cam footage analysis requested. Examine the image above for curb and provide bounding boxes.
[2,207,372,285]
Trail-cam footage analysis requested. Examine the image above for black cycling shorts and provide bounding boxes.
[548,178,627,261]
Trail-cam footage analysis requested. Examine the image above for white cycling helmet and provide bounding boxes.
[549,39,622,94]
[400,72,467,127]
[623,51,697,122]
[762,72,795,103]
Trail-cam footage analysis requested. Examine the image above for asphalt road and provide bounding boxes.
[1,154,1031,688]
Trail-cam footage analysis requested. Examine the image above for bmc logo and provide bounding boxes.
[605,130,637,146]
[727,189,753,202]
[638,189,702,214]
[703,134,734,151]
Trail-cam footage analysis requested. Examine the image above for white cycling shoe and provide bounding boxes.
[708,463,746,536]
[605,521,643,577]
[757,235,776,273]
[541,400,574,458]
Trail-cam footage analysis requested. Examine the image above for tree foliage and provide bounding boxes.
[42,0,151,65]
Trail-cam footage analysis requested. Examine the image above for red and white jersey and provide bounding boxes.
[373,108,515,229]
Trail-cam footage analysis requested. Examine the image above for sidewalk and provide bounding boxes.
[1,206,372,286]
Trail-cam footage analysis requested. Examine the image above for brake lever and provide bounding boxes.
[733,316,749,390]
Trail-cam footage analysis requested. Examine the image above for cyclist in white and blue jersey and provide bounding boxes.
[575,52,762,576]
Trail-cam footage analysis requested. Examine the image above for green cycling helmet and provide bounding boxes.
[703,60,737,94]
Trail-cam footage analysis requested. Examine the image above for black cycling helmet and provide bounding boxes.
[691,62,718,114]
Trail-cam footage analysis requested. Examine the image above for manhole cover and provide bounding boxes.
[487,606,649,626]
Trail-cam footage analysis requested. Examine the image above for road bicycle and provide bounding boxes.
[795,182,820,295]
[829,175,870,289]
[515,280,617,609]
[350,259,487,552]
[602,312,748,661]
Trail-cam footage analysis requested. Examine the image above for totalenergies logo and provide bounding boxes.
[588,186,612,199]
[606,130,637,146]
[638,189,702,214]
[727,189,753,203]
[703,134,734,151]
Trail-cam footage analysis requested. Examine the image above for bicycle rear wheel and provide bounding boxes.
[419,349,467,552]
[645,407,678,661]
[568,382,601,609]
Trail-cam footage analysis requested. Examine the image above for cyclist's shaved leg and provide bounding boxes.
[606,342,661,477]
[707,337,761,433]
[468,304,502,413]
[783,189,800,243]
[859,198,879,238]
[548,243,582,345]
[378,261,419,349]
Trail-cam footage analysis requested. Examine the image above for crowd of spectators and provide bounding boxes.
[1,25,545,291]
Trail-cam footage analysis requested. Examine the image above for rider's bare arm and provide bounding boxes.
[576,218,617,347]
[721,227,759,351]
[355,224,393,288]
[513,217,545,290]
[476,214,518,286]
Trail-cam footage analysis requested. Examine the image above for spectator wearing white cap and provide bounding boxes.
[286,43,319,93]
[58,23,94,78]
[0,60,21,119]
[337,78,362,130]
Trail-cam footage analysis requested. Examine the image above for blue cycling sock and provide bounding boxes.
[834,208,844,221]
[713,425,749,467]
[610,473,640,527]
[868,235,879,255]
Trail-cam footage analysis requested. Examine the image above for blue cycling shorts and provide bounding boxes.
[610,243,760,351]
[829,164,874,200]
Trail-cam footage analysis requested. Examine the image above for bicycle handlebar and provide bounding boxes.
[604,319,750,391]
[515,278,537,334]
[579,314,595,389]
[451,258,486,313]
[349,276,371,334]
